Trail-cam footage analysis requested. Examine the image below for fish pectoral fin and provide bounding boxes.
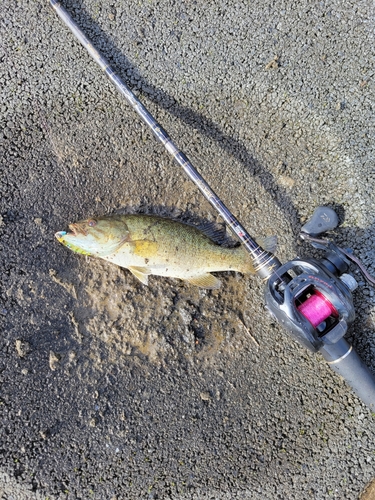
[128,266,152,286]
[98,235,131,257]
[128,240,158,258]
[185,273,222,289]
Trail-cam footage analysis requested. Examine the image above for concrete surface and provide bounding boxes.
[1,0,375,498]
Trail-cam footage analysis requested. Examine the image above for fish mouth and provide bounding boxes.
[55,223,87,242]
[68,223,87,236]
[55,230,67,242]
[57,223,88,237]
[67,224,78,236]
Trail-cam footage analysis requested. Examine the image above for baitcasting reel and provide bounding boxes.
[265,207,375,407]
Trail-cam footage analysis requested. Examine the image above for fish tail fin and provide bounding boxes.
[256,235,278,254]
[234,235,278,275]
[235,246,256,274]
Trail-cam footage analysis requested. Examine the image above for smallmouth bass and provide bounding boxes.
[56,214,275,289]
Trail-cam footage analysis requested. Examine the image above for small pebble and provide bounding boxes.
[15,340,31,358]
[200,391,211,401]
[49,351,60,371]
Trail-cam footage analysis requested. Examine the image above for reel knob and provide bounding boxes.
[301,206,339,236]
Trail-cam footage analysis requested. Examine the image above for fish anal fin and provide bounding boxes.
[128,266,152,286]
[185,273,221,289]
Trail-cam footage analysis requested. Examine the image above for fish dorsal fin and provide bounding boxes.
[196,221,228,244]
[256,235,278,254]
[197,221,278,252]
[128,266,152,285]
[128,240,158,258]
[185,273,222,289]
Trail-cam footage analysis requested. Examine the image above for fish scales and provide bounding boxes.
[56,214,258,289]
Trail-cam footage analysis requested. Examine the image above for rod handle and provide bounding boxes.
[320,338,375,410]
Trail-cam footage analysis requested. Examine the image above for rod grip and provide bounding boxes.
[320,338,375,410]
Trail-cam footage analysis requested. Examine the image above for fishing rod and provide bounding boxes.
[49,1,279,280]
[50,0,375,409]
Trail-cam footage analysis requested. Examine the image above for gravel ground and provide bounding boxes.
[1,0,375,498]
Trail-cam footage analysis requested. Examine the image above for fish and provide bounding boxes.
[55,214,276,289]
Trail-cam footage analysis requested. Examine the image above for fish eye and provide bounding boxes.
[88,219,97,227]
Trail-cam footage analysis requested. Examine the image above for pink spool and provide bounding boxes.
[297,290,338,328]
